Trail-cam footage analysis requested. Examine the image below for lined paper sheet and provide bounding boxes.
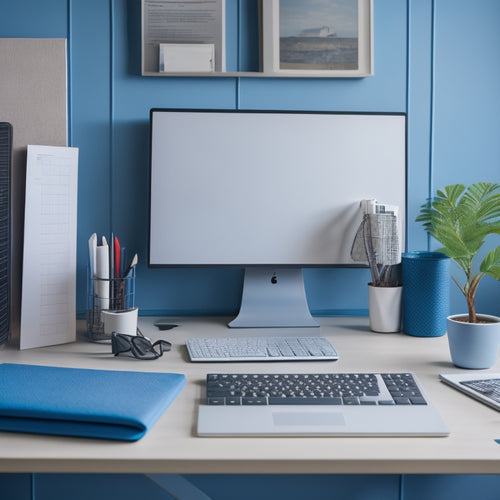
[20,145,78,349]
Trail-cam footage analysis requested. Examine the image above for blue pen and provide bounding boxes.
[120,246,127,278]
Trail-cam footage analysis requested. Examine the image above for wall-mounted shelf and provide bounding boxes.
[142,0,373,79]
[141,71,373,78]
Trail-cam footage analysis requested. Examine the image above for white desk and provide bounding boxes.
[0,316,498,474]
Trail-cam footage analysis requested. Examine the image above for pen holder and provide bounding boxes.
[86,267,136,342]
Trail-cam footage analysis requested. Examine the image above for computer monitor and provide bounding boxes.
[149,109,406,328]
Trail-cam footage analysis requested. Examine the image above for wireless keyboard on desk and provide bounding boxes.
[185,336,339,362]
[197,372,450,436]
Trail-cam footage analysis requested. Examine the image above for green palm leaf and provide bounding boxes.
[480,247,500,280]
[417,183,500,259]
[416,182,500,322]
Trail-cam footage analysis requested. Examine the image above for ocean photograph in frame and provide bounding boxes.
[262,0,373,77]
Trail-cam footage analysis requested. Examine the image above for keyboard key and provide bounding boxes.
[410,397,427,405]
[268,397,343,405]
[342,397,360,405]
[242,397,267,406]
[394,397,411,405]
[207,397,226,405]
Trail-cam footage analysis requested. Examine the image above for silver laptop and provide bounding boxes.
[197,372,450,437]
[440,372,500,411]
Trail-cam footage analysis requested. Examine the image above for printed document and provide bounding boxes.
[142,0,225,72]
[20,145,79,349]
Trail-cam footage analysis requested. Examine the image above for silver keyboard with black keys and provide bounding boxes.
[206,372,428,406]
[185,336,339,362]
[460,378,500,404]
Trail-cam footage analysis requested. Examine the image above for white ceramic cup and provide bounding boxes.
[102,307,138,336]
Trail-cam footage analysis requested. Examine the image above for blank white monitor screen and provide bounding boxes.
[149,109,406,327]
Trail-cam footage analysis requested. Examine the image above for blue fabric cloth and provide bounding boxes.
[0,363,186,441]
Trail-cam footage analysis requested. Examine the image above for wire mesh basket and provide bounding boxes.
[86,267,135,342]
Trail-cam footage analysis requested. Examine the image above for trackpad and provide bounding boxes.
[273,411,346,427]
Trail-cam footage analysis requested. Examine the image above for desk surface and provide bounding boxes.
[0,316,499,474]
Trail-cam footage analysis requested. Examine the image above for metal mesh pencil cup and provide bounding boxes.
[86,267,136,342]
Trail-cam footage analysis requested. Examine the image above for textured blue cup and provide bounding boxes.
[402,251,450,337]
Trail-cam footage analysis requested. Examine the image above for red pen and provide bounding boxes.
[114,236,120,278]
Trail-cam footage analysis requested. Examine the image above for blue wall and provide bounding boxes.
[2,0,500,318]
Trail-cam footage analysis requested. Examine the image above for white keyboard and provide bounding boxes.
[185,336,339,362]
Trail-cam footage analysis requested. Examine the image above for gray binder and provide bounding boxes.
[0,123,11,345]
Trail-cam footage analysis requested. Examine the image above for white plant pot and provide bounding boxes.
[447,314,500,369]
[368,284,402,333]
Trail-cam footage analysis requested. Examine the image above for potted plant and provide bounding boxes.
[352,211,402,333]
[416,182,500,368]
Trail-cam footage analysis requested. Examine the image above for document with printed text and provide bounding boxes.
[142,0,225,73]
[20,145,79,349]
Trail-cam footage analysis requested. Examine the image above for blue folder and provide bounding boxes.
[0,363,186,441]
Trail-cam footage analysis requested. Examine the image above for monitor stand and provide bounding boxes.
[228,268,319,328]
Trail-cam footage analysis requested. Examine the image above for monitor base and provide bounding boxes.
[228,268,319,328]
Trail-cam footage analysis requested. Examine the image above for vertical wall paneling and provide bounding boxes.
[70,0,113,311]
[432,0,500,189]
[430,0,500,315]
[428,0,436,208]
[225,0,260,73]
[110,0,116,235]
[406,0,434,253]
[237,0,241,72]
[67,0,73,146]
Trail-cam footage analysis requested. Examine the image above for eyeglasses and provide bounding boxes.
[111,330,172,360]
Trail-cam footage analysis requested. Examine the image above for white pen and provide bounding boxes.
[124,253,138,277]
[96,236,110,312]
[88,233,97,278]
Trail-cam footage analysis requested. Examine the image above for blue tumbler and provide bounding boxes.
[402,251,450,337]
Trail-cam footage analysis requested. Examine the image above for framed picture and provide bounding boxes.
[262,0,373,77]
